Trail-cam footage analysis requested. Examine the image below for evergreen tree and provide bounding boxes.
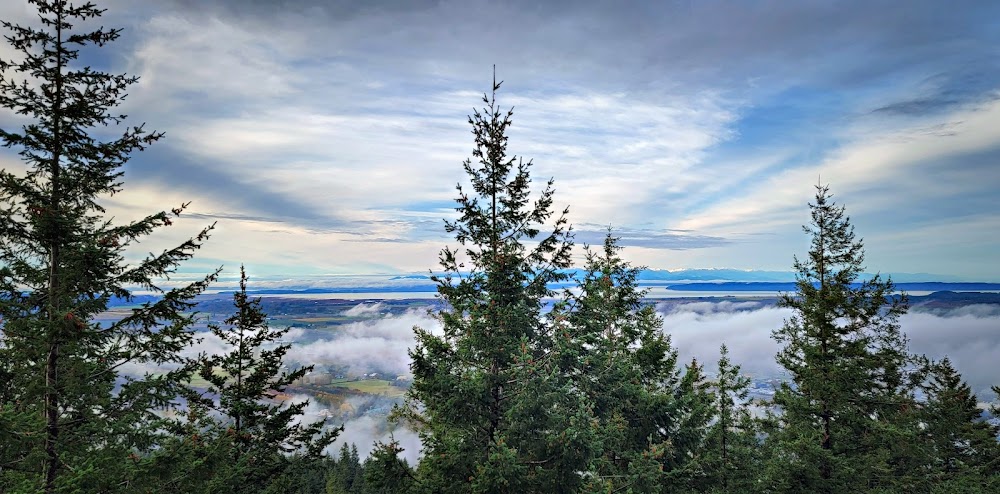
[559,233,709,493]
[0,1,216,491]
[666,357,716,491]
[693,344,761,493]
[326,443,363,494]
[260,454,334,494]
[767,184,919,493]
[919,358,1000,491]
[135,267,338,493]
[360,439,415,494]
[404,74,581,493]
[993,385,1000,418]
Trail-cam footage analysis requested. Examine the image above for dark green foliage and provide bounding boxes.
[142,266,340,493]
[361,439,415,494]
[267,455,335,494]
[562,233,712,493]
[919,358,1000,491]
[767,184,920,493]
[326,443,364,494]
[404,75,578,493]
[198,266,338,460]
[0,1,216,491]
[691,344,762,493]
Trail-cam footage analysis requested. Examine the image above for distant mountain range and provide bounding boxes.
[658,282,1000,292]
[406,268,965,284]
[214,281,997,298]
[112,269,986,304]
[629,269,965,283]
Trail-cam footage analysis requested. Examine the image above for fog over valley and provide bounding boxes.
[120,291,999,462]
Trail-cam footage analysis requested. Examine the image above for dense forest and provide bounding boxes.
[0,2,998,493]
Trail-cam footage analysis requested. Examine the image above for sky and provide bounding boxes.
[1,0,999,281]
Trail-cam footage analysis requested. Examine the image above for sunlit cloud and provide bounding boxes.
[1,0,998,279]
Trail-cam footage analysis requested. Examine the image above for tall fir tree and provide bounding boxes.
[0,1,216,491]
[559,233,710,493]
[140,266,340,493]
[767,184,920,493]
[404,74,583,493]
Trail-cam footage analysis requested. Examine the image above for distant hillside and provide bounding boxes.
[110,273,989,306]
[661,282,1000,292]
[908,291,1000,310]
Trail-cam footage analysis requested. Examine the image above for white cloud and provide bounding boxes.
[676,97,1000,234]
[326,414,422,465]
[6,1,997,279]
[342,303,386,317]
[286,307,441,376]
[657,303,1000,399]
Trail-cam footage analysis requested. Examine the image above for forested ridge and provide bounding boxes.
[0,2,998,493]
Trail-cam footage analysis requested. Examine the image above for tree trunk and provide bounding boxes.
[44,5,65,492]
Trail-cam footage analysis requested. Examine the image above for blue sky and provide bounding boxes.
[1,0,999,281]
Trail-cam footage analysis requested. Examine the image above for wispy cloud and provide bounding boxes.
[574,226,731,250]
[1,0,998,278]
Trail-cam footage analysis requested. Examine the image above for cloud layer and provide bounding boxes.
[286,308,442,377]
[662,302,1000,400]
[270,302,1000,401]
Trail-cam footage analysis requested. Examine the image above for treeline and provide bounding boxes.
[0,2,998,493]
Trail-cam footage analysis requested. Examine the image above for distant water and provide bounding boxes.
[645,290,779,299]
[250,289,779,300]
[904,290,1000,296]
[126,283,1000,303]
[243,288,1000,301]
[254,291,441,300]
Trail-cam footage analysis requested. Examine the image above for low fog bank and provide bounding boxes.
[659,302,1000,399]
[285,307,443,377]
[904,308,1000,398]
[328,415,421,465]
[288,394,421,465]
[271,300,1000,403]
[657,301,790,379]
[115,300,997,461]
[121,300,999,396]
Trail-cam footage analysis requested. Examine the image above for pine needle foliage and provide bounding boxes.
[405,73,576,493]
[562,233,709,493]
[0,1,216,491]
[768,184,918,493]
[691,344,761,493]
[180,266,340,492]
[919,358,1000,491]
